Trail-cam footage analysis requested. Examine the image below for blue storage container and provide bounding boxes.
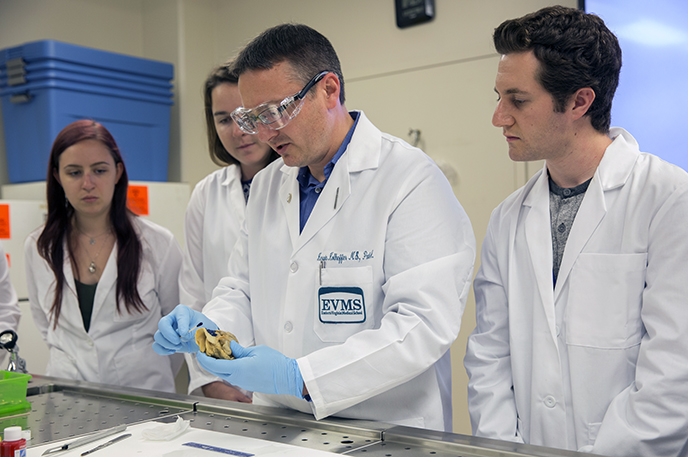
[0,40,174,183]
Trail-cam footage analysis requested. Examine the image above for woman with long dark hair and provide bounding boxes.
[25,119,183,392]
[179,62,277,401]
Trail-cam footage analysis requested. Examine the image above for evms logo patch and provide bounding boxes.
[318,287,366,324]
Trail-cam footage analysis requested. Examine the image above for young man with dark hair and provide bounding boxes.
[465,6,688,455]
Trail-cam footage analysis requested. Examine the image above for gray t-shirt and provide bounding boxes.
[549,176,591,286]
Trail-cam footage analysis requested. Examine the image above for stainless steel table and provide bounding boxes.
[0,374,594,457]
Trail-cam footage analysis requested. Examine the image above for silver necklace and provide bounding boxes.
[77,227,111,246]
[77,228,112,274]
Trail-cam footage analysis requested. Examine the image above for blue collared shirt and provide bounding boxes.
[297,112,359,233]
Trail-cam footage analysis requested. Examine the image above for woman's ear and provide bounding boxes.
[115,162,124,183]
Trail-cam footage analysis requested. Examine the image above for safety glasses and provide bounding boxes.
[230,71,331,135]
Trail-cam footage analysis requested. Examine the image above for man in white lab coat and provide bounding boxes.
[464,5,688,456]
[154,23,476,431]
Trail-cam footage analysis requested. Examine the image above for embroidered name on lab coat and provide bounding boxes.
[318,287,366,324]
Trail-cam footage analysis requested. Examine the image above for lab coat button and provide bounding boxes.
[556,325,561,336]
[544,395,557,408]
[284,322,293,333]
[290,262,298,273]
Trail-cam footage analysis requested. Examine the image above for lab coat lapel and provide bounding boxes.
[291,111,379,254]
[523,167,557,340]
[225,165,246,217]
[61,250,78,302]
[279,165,302,249]
[91,243,118,323]
[553,131,638,299]
[294,155,351,253]
[552,177,606,301]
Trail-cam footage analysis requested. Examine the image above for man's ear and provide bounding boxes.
[321,73,341,109]
[570,87,595,120]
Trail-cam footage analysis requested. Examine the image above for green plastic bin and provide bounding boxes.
[0,371,32,416]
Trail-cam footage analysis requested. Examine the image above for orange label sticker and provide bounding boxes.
[0,204,9,239]
[127,185,150,216]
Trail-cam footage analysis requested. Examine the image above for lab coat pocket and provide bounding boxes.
[46,346,79,379]
[112,344,174,392]
[315,266,374,343]
[566,253,647,348]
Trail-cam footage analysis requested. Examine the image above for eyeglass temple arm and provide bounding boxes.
[295,71,332,101]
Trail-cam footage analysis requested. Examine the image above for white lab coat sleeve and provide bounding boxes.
[298,163,476,420]
[0,242,21,350]
[0,243,20,333]
[179,181,208,312]
[464,212,523,443]
[589,183,688,457]
[0,243,18,368]
[24,231,50,342]
[202,220,256,349]
[153,228,184,376]
[179,178,229,393]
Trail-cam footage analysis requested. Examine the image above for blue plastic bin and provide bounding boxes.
[0,40,174,183]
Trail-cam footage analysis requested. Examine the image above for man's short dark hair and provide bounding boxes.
[233,23,345,104]
[494,5,622,133]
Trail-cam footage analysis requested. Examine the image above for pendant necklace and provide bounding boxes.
[77,228,112,274]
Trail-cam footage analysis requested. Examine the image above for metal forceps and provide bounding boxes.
[41,424,127,455]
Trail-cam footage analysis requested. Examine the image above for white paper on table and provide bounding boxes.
[27,421,340,457]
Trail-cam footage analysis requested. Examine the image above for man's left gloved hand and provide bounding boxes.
[196,341,304,398]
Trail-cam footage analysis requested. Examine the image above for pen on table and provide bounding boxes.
[80,433,131,456]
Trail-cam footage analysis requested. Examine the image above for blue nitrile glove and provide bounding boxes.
[153,304,218,355]
[196,341,304,398]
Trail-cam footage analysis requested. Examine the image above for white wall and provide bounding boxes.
[0,0,573,434]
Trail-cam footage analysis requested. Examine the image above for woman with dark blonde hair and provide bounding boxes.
[179,62,277,401]
[25,119,183,392]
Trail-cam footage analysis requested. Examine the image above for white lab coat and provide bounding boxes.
[0,242,20,333]
[179,164,247,393]
[0,242,20,367]
[203,111,476,431]
[25,217,183,392]
[465,128,688,456]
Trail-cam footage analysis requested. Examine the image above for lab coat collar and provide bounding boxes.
[596,127,641,192]
[522,128,639,208]
[278,110,381,253]
[222,165,246,210]
[276,111,380,177]
[221,163,242,187]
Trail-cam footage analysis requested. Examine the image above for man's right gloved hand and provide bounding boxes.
[153,304,218,355]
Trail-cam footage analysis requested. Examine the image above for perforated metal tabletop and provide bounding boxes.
[0,375,594,457]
